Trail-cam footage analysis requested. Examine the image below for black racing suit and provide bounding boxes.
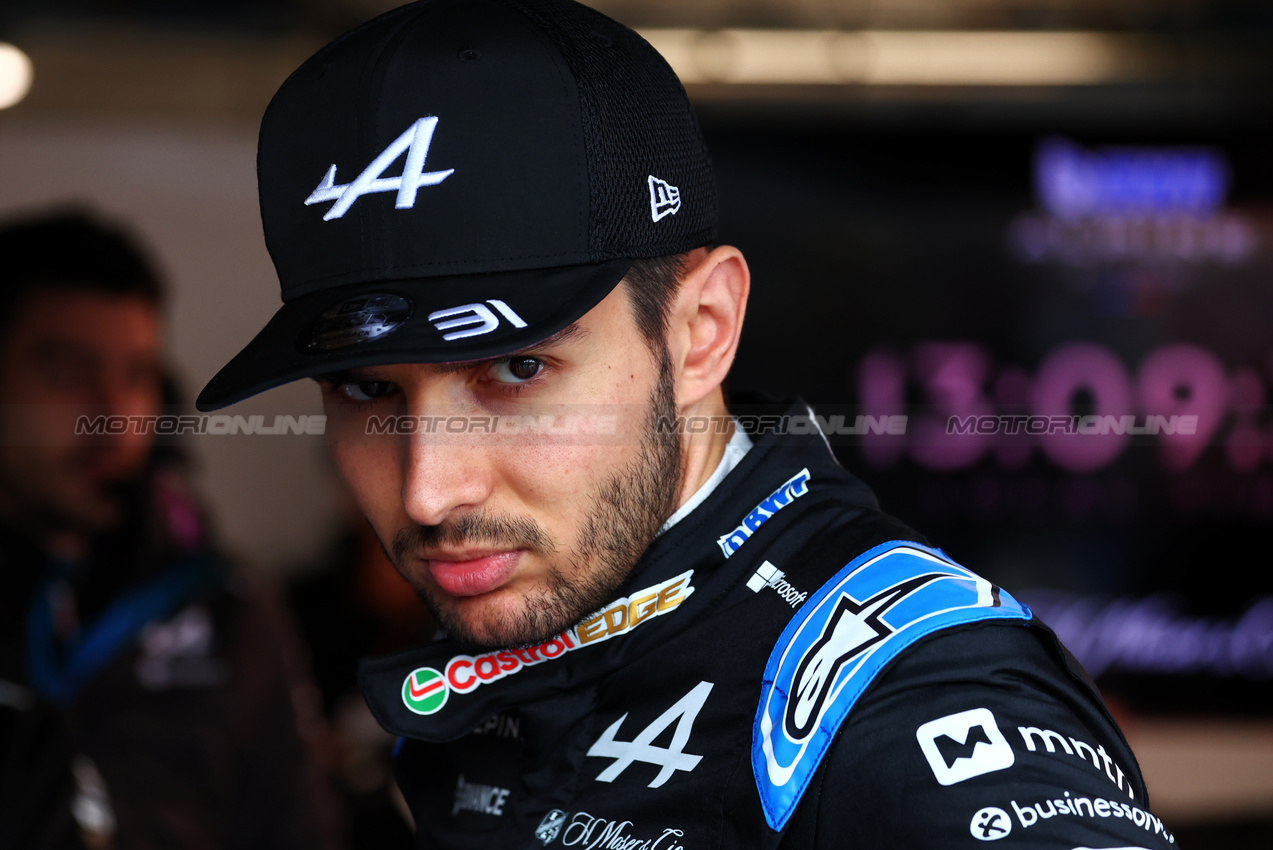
[360,401,1176,849]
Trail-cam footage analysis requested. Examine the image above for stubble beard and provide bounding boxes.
[390,353,683,651]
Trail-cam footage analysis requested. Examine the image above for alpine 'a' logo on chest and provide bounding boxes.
[586,681,713,788]
[305,117,455,220]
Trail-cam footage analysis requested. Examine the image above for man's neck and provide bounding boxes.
[674,391,735,510]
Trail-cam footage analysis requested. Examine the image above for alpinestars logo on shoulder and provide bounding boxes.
[752,542,1032,831]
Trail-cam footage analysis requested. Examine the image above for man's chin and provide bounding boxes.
[421,587,582,653]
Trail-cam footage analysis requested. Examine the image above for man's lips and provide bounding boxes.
[425,550,522,597]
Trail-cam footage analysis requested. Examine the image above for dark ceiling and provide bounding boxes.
[4,0,1273,35]
[2,1,1271,127]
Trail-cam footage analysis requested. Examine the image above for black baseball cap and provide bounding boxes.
[196,0,717,410]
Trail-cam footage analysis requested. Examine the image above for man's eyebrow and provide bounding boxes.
[312,368,363,385]
[313,321,590,383]
[428,321,591,375]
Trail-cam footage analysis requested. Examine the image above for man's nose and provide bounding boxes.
[400,425,496,527]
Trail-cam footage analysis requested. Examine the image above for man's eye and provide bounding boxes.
[337,381,396,402]
[489,356,544,384]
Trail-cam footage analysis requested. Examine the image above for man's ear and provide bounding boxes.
[666,245,750,408]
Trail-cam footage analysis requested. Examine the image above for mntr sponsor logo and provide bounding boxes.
[916,707,1014,786]
[402,666,448,715]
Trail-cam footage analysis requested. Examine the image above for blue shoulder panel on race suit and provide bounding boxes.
[752,540,1033,831]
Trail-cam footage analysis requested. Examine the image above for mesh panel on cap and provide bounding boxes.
[498,0,718,261]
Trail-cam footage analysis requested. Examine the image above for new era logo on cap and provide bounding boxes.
[916,707,1015,785]
[648,175,681,222]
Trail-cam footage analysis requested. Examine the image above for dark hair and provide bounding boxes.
[620,252,692,349]
[0,208,164,339]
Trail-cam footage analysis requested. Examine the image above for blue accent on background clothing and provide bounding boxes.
[26,553,223,704]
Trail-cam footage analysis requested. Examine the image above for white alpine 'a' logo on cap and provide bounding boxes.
[648,175,681,222]
[306,117,455,221]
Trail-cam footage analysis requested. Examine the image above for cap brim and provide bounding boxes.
[196,259,631,411]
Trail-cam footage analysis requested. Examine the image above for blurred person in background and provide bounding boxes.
[0,209,343,850]
[288,509,433,849]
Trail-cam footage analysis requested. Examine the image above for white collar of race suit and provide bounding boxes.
[656,419,753,538]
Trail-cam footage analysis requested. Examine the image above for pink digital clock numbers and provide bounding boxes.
[857,341,1267,474]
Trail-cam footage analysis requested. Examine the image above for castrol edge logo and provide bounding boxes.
[402,571,694,713]
[447,571,694,694]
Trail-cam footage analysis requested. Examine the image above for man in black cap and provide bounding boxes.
[199,1,1175,847]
